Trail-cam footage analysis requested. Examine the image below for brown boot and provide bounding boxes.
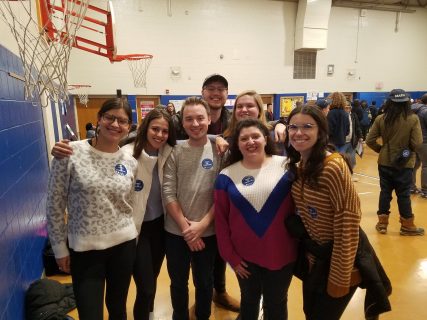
[213,290,240,312]
[376,214,389,234]
[400,217,425,236]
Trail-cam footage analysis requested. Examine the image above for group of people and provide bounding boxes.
[47,74,416,320]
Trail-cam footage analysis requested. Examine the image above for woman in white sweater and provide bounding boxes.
[46,98,138,320]
[122,108,176,320]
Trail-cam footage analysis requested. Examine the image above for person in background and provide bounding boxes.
[121,108,176,320]
[285,105,362,320]
[366,89,424,236]
[85,122,96,139]
[360,100,372,141]
[369,101,378,125]
[265,103,274,121]
[162,97,219,320]
[316,98,331,116]
[166,102,176,116]
[342,102,363,179]
[410,93,427,198]
[352,99,363,123]
[215,119,296,320]
[47,98,138,320]
[327,92,350,153]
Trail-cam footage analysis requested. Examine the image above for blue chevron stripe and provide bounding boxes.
[215,172,292,237]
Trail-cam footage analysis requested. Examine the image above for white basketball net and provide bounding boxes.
[0,0,90,107]
[68,84,91,106]
[126,55,153,88]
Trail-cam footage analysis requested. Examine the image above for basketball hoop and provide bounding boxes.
[68,84,91,106]
[114,54,153,88]
[0,0,90,107]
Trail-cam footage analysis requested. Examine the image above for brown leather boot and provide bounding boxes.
[376,214,389,234]
[400,217,425,236]
[213,290,240,312]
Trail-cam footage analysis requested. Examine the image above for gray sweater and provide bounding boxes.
[162,140,220,237]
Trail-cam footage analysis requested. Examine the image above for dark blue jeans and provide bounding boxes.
[237,261,294,320]
[165,232,216,320]
[378,165,413,218]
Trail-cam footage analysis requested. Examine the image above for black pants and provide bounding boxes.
[213,245,227,293]
[303,275,357,320]
[165,232,216,320]
[237,261,294,320]
[133,216,165,320]
[70,239,136,320]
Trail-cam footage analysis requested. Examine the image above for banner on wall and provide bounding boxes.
[280,96,304,117]
[140,101,154,119]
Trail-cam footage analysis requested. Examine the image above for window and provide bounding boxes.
[293,50,316,79]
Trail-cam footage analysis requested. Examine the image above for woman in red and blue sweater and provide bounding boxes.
[214,118,297,320]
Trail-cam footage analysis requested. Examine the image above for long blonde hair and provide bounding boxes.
[223,90,270,138]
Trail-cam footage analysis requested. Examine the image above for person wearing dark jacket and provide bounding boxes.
[342,103,363,170]
[352,99,363,123]
[327,92,350,153]
[411,93,427,198]
[366,89,424,236]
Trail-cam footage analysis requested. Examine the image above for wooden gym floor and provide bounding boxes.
[51,146,427,319]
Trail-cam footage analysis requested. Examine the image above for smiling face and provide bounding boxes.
[146,117,169,152]
[201,80,228,110]
[238,126,267,161]
[288,113,319,161]
[182,103,211,145]
[234,95,260,121]
[97,108,130,144]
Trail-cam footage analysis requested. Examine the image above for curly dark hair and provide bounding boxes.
[224,118,278,167]
[284,105,334,187]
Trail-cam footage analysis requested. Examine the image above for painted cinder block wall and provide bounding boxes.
[0,44,50,320]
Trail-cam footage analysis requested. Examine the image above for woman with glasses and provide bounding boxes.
[46,98,138,320]
[215,118,296,320]
[285,105,362,320]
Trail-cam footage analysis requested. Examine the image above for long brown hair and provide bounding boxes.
[284,105,331,187]
[133,108,176,159]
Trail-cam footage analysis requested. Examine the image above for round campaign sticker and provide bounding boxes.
[201,158,214,169]
[308,206,318,219]
[242,176,255,186]
[115,164,128,176]
[135,180,144,191]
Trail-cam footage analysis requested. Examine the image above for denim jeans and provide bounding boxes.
[378,165,413,218]
[237,261,294,320]
[412,143,427,193]
[341,142,356,169]
[165,232,216,320]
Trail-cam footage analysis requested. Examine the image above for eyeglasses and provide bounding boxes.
[203,86,227,93]
[102,113,131,126]
[287,123,317,133]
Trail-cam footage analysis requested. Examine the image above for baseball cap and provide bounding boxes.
[389,89,410,102]
[316,98,331,109]
[202,74,228,89]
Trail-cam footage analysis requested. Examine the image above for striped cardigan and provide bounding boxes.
[291,153,361,298]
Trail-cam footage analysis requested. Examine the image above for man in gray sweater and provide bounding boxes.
[163,96,220,320]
